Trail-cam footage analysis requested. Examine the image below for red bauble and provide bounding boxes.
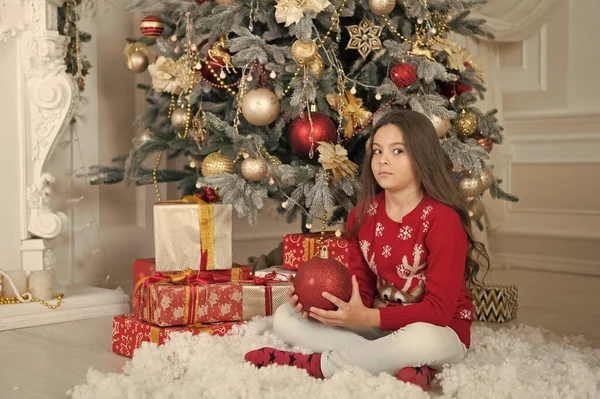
[200,57,225,80]
[439,82,473,98]
[475,134,493,153]
[390,63,417,88]
[294,253,352,311]
[140,16,164,39]
[288,112,337,158]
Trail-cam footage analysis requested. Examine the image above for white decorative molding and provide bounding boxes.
[508,132,600,164]
[18,0,77,243]
[0,24,27,43]
[472,0,558,42]
[507,206,600,217]
[493,226,600,241]
[499,25,547,94]
[492,252,600,277]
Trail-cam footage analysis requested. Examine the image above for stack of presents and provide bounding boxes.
[112,195,519,357]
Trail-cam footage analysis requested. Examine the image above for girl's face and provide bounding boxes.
[371,124,420,194]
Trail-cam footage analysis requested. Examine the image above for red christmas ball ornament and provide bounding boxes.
[200,56,225,80]
[439,82,472,98]
[140,16,165,39]
[288,112,337,158]
[390,62,417,88]
[475,134,493,153]
[439,81,456,98]
[294,247,352,311]
[456,84,472,95]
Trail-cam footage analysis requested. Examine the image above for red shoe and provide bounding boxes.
[397,366,437,391]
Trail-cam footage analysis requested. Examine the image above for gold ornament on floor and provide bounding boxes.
[479,168,494,191]
[0,293,63,309]
[317,142,358,182]
[346,17,383,59]
[459,173,484,198]
[467,198,485,221]
[241,156,268,181]
[428,114,450,138]
[291,39,318,65]
[215,0,236,5]
[190,109,209,150]
[455,111,478,138]
[241,88,280,126]
[201,152,233,176]
[369,0,395,15]
[170,107,188,129]
[326,90,372,138]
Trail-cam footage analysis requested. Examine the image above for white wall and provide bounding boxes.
[490,0,600,275]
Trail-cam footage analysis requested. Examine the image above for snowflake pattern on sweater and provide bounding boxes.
[345,192,475,348]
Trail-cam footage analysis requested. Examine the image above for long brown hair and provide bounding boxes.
[350,109,489,287]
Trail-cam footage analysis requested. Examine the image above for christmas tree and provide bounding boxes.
[90,0,517,229]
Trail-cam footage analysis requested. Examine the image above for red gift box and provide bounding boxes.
[132,259,253,315]
[134,258,253,289]
[135,273,290,327]
[283,232,350,270]
[133,258,156,289]
[112,314,242,357]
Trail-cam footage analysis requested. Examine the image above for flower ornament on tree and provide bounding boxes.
[326,91,372,137]
[275,0,331,27]
[431,38,473,71]
[317,142,358,182]
[148,56,187,94]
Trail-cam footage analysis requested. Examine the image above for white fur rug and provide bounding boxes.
[69,318,600,399]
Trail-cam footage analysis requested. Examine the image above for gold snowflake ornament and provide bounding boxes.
[346,17,383,59]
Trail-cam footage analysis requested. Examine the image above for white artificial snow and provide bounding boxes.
[69,318,600,399]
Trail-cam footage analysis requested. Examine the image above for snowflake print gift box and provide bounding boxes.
[135,276,290,327]
[283,232,350,270]
[112,314,242,358]
[154,195,233,272]
[471,284,518,323]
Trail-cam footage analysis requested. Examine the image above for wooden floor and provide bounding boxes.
[0,268,599,399]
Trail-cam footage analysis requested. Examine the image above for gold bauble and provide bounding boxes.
[241,88,280,126]
[128,51,149,73]
[459,174,484,198]
[467,198,485,221]
[215,0,236,4]
[479,168,494,191]
[241,157,268,181]
[455,111,478,137]
[291,39,318,65]
[170,108,188,129]
[429,114,450,138]
[307,55,324,77]
[369,0,396,15]
[201,152,233,176]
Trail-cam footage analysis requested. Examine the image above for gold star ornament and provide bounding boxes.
[346,18,383,59]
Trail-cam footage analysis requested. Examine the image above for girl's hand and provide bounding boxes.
[286,274,309,319]
[309,276,380,328]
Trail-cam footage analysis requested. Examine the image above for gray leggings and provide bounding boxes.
[273,303,467,378]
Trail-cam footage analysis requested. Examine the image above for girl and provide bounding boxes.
[244,110,489,391]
